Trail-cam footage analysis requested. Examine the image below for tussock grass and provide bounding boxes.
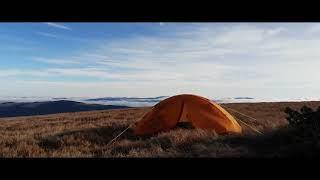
[1,101,320,157]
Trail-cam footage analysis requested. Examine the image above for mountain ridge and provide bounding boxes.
[0,100,129,118]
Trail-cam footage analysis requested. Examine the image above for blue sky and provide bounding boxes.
[1,22,320,99]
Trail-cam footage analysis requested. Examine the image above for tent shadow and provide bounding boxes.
[37,121,320,157]
[36,122,262,156]
[38,124,152,150]
[38,122,198,151]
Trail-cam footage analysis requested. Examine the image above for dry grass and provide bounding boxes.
[1,101,320,158]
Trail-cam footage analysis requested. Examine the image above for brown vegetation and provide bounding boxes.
[1,101,320,158]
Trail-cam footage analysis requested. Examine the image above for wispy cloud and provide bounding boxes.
[0,69,51,77]
[4,23,320,98]
[36,32,59,38]
[32,57,82,65]
[32,24,320,82]
[45,23,72,30]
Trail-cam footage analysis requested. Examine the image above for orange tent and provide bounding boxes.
[133,94,242,136]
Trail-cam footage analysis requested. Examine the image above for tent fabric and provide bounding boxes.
[132,94,242,136]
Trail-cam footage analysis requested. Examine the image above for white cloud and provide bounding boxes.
[37,32,58,38]
[306,23,320,34]
[45,23,72,30]
[265,27,286,36]
[4,23,320,98]
[0,69,51,77]
[32,57,83,65]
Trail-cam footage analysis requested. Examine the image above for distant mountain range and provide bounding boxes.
[234,97,254,99]
[85,96,168,103]
[0,100,129,118]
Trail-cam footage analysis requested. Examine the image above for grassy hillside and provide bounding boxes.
[0,100,129,118]
[1,101,320,157]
